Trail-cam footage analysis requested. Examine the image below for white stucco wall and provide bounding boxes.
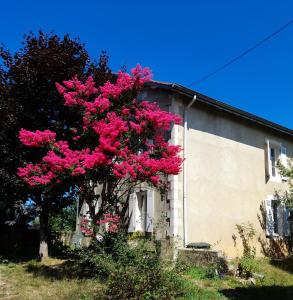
[184,101,293,258]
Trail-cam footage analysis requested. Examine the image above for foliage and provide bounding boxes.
[102,264,184,300]
[175,258,226,280]
[72,237,115,279]
[235,223,256,257]
[74,249,114,279]
[235,223,258,278]
[71,231,186,299]
[238,255,258,278]
[277,159,293,209]
[127,230,147,240]
[17,65,183,233]
[49,202,77,233]
[0,31,112,257]
[188,265,219,280]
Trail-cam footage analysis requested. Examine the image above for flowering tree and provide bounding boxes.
[18,65,183,238]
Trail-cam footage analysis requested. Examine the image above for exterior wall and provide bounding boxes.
[143,87,293,259]
[184,101,293,258]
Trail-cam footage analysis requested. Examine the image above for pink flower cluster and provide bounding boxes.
[91,112,128,153]
[139,101,181,130]
[17,163,56,186]
[96,213,120,233]
[80,218,94,236]
[18,65,183,189]
[19,129,56,147]
[100,65,152,99]
[112,146,183,186]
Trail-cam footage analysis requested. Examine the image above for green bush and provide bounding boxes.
[235,222,258,278]
[73,238,116,279]
[73,231,186,299]
[99,250,184,299]
[238,255,258,278]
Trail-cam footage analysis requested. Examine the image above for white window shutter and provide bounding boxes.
[265,199,274,236]
[128,193,136,232]
[146,190,154,232]
[280,146,288,180]
[280,146,288,167]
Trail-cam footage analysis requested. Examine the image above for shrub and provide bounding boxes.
[99,250,184,299]
[74,249,115,279]
[235,222,258,277]
[73,238,116,279]
[238,255,258,278]
[73,230,187,299]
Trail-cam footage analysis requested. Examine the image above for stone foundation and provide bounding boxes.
[178,248,223,266]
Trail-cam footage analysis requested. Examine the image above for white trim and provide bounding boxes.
[183,95,197,247]
[170,123,179,237]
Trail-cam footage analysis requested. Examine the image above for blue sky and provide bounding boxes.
[1,0,292,128]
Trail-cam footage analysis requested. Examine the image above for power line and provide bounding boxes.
[188,19,293,87]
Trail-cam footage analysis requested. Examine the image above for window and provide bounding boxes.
[128,190,154,233]
[265,140,287,181]
[265,196,290,237]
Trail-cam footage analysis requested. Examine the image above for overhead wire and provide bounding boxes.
[188,19,293,87]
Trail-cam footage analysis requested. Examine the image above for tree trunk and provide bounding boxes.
[39,209,49,260]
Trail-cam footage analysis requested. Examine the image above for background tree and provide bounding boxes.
[18,65,183,236]
[0,31,112,259]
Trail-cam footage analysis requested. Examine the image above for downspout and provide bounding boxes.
[183,94,197,247]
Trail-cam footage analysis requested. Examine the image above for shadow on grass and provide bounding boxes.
[0,252,37,263]
[25,260,81,280]
[270,257,293,274]
[220,286,293,300]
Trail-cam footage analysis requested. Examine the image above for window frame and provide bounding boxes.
[265,139,287,183]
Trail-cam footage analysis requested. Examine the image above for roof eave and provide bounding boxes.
[145,81,293,138]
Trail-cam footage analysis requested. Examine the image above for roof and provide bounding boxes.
[146,81,293,138]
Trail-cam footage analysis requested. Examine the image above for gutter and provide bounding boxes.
[183,94,197,247]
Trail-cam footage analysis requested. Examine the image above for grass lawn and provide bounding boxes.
[0,258,102,300]
[0,257,293,299]
[183,257,293,300]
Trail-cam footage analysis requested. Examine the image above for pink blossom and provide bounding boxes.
[55,83,66,95]
[19,129,56,147]
[96,213,120,233]
[131,64,152,86]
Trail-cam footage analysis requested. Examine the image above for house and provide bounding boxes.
[125,81,293,258]
[78,80,292,258]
